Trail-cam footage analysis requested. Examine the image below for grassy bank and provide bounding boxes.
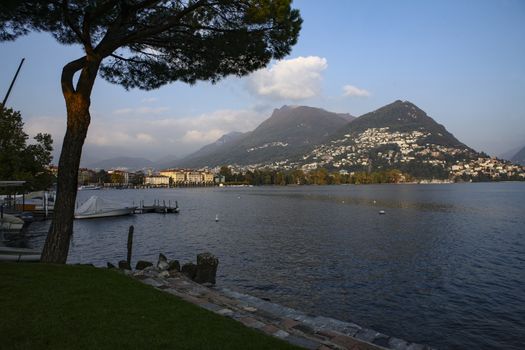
[0,263,298,350]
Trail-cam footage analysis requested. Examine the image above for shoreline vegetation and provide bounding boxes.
[215,168,524,186]
[0,263,300,350]
[88,168,525,190]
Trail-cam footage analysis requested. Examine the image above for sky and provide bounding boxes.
[1,0,525,164]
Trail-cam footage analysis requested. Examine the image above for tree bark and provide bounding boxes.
[41,57,100,263]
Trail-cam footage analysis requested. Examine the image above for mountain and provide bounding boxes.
[82,101,524,180]
[177,105,350,167]
[511,145,525,165]
[153,154,180,170]
[499,146,521,161]
[338,113,356,122]
[86,157,154,171]
[296,100,477,178]
[180,131,247,164]
[335,100,467,148]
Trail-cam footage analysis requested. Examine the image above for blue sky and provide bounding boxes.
[1,0,524,164]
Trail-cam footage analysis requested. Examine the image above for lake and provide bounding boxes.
[25,183,525,349]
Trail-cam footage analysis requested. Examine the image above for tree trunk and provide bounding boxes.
[41,57,100,263]
[40,94,91,263]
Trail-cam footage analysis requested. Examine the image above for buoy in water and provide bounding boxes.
[379,210,386,215]
[215,214,219,222]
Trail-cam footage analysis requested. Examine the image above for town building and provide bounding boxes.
[159,169,215,185]
[144,175,170,187]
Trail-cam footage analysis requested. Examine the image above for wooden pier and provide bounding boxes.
[134,200,179,214]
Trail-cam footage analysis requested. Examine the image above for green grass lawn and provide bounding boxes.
[0,263,299,350]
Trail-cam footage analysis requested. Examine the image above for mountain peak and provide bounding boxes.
[261,105,348,130]
[338,100,467,149]
[178,105,350,167]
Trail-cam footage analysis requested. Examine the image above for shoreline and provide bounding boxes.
[132,265,434,350]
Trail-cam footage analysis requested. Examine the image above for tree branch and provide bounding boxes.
[110,53,147,64]
[87,0,120,20]
[61,57,86,96]
[128,0,163,13]
[59,0,87,46]
[122,0,210,44]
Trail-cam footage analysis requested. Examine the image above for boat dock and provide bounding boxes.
[135,200,179,214]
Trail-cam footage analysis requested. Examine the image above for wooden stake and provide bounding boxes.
[127,225,134,267]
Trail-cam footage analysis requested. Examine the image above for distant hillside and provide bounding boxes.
[153,154,180,170]
[86,157,154,171]
[177,105,350,167]
[511,145,525,165]
[179,131,247,165]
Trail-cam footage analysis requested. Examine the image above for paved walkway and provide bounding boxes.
[131,268,433,350]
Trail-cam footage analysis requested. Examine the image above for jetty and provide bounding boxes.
[135,200,179,214]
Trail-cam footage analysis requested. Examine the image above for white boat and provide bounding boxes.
[0,213,25,231]
[0,246,41,262]
[74,196,136,219]
[78,185,102,191]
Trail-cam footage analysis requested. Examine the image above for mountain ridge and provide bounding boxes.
[176,105,350,168]
[178,101,473,170]
[511,145,525,165]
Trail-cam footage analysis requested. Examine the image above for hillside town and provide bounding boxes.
[214,126,525,182]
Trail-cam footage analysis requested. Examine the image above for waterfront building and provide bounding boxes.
[186,171,203,184]
[160,169,185,184]
[144,175,169,186]
[160,169,215,185]
[203,172,214,183]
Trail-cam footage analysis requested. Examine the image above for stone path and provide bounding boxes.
[131,267,434,350]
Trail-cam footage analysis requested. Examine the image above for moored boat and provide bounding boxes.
[75,196,136,219]
[0,213,25,231]
[78,185,102,191]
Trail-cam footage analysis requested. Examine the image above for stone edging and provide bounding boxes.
[128,267,435,350]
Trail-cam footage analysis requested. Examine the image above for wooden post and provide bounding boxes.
[127,225,134,267]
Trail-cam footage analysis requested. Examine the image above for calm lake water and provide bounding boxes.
[25,183,525,349]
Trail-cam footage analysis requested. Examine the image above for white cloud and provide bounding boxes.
[182,129,225,143]
[141,97,159,103]
[24,106,269,162]
[87,130,132,146]
[248,56,328,100]
[22,102,272,164]
[136,133,154,143]
[149,108,265,133]
[113,106,169,115]
[342,84,370,97]
[25,116,64,140]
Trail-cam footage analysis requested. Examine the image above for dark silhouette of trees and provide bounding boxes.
[1,0,301,263]
[0,106,54,191]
